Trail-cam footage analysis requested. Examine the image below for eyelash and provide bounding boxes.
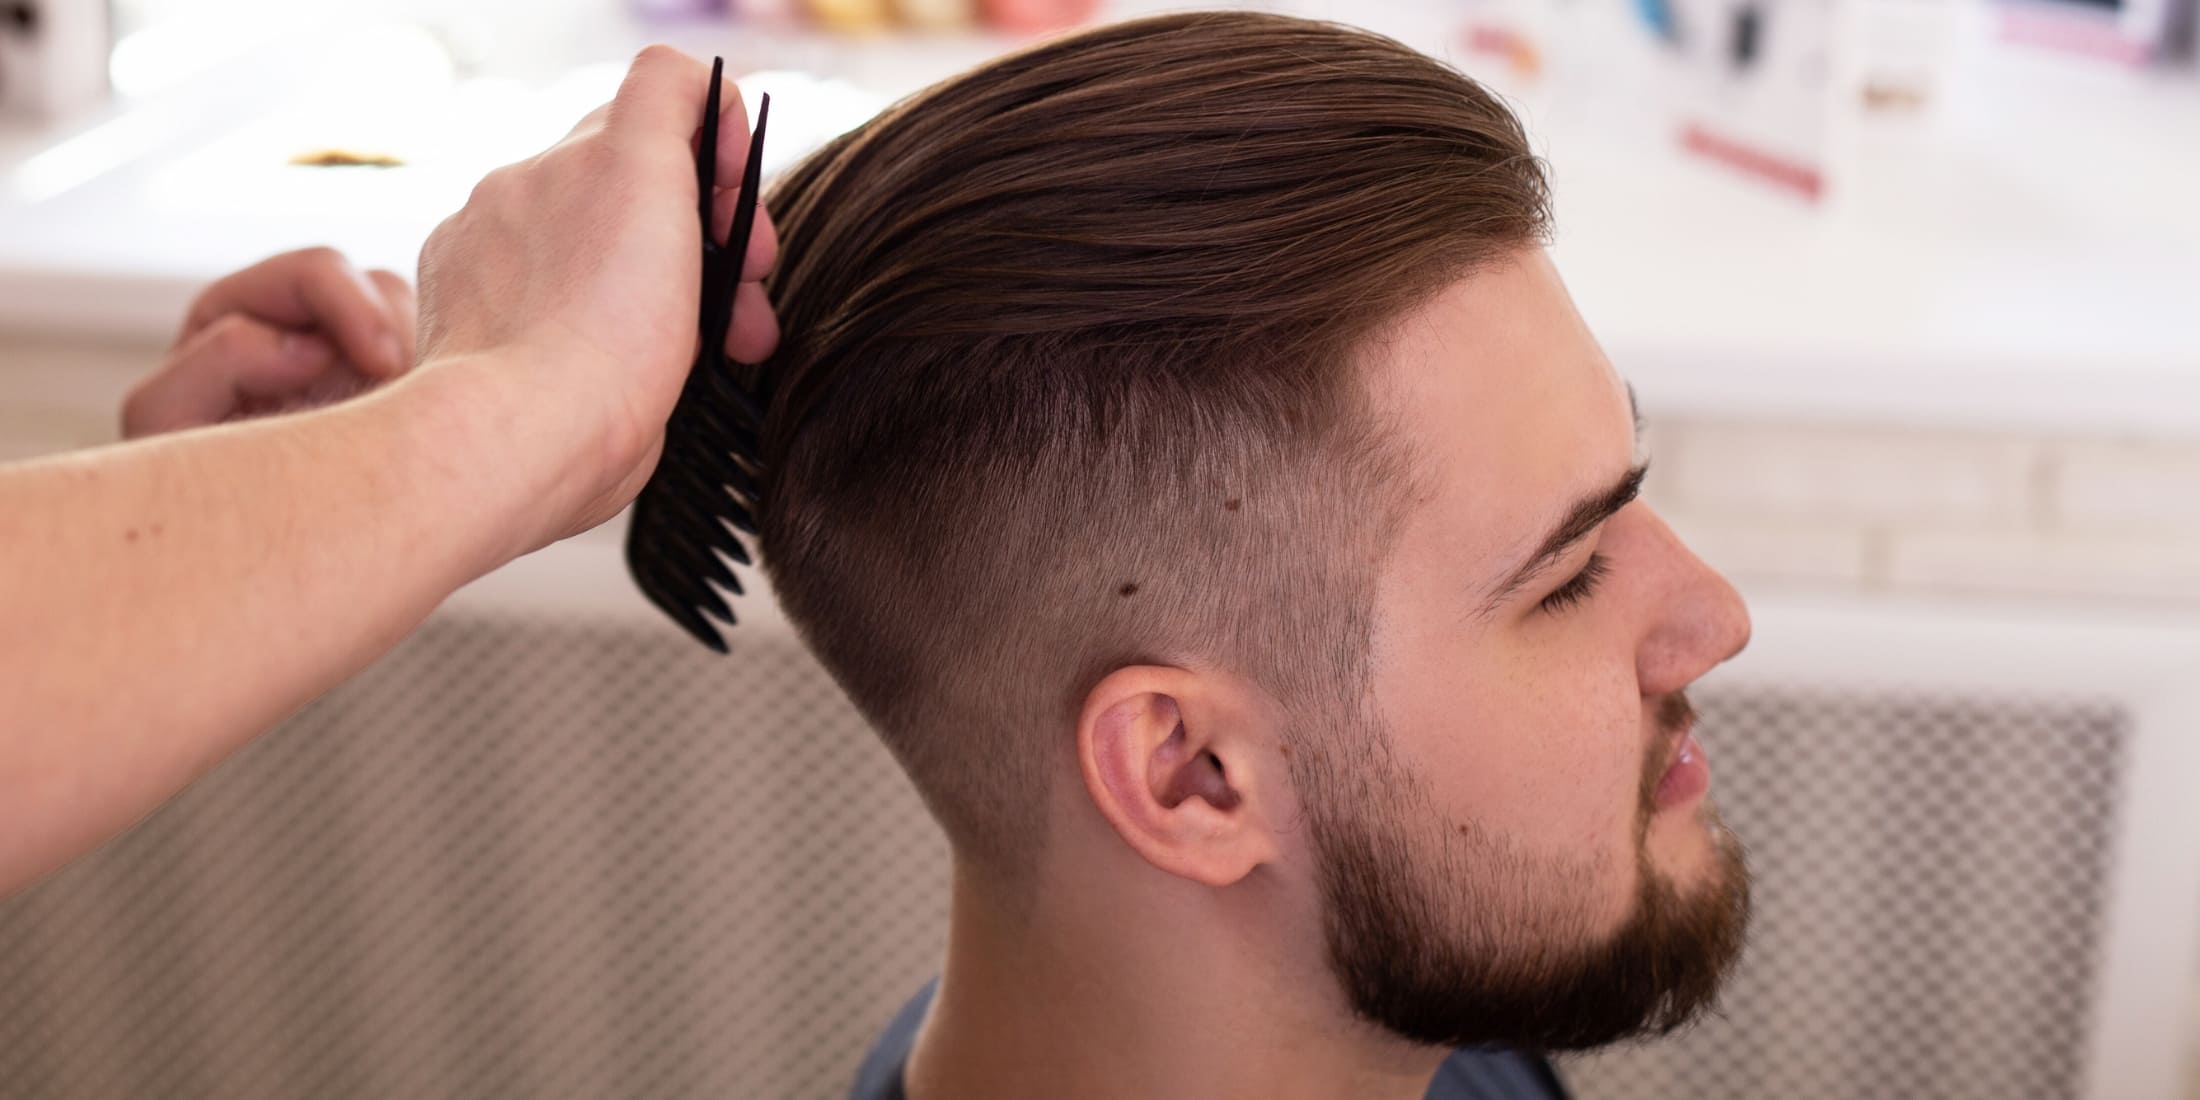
[1538,553,1611,615]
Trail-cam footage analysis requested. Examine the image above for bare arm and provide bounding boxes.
[0,363,539,891]
[0,45,777,896]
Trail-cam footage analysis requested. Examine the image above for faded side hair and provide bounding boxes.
[751,11,1550,875]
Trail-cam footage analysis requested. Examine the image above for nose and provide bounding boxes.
[1633,508,1752,698]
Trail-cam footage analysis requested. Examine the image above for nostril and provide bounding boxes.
[2,3,36,34]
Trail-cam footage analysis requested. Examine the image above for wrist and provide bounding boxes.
[371,354,588,578]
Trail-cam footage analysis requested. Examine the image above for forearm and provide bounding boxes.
[0,359,541,894]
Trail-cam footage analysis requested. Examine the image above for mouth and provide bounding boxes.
[1652,715,1711,812]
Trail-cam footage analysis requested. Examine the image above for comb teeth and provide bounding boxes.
[623,59,772,653]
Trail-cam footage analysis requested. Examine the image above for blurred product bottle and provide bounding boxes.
[979,0,1099,33]
[805,0,894,32]
[894,0,974,31]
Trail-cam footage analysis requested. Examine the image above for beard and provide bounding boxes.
[1305,691,1751,1053]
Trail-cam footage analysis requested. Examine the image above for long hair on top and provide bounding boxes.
[753,11,1550,877]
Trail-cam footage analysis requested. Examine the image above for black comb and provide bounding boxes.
[624,58,771,653]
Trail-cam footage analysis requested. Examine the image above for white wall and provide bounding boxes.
[1649,418,2200,609]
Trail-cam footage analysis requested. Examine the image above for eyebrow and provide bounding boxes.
[1476,385,1650,618]
[1479,462,1649,617]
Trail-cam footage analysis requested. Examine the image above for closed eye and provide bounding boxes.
[1538,553,1610,614]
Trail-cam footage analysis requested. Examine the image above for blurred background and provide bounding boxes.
[1,0,2197,1098]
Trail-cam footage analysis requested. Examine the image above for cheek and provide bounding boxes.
[1379,639,1646,869]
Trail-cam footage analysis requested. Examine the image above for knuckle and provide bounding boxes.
[200,311,247,339]
[119,377,155,418]
[199,313,259,356]
[290,245,348,274]
[182,289,218,325]
[465,166,508,207]
[366,268,412,298]
[478,161,543,210]
[425,209,462,249]
[631,43,682,69]
[292,247,361,300]
[418,221,456,275]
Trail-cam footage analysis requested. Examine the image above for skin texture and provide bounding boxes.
[1301,250,1750,1052]
[1359,249,1746,937]
[905,249,1752,1100]
[0,46,778,898]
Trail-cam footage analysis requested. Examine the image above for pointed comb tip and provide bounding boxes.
[697,59,723,218]
[678,613,731,654]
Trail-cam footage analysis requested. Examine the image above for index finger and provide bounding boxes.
[606,46,719,147]
[613,45,760,195]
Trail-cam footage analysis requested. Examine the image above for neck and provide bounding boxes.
[903,854,1444,1100]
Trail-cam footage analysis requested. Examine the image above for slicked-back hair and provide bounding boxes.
[751,11,1550,876]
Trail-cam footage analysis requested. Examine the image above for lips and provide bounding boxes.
[1654,729,1711,810]
[1657,711,1691,774]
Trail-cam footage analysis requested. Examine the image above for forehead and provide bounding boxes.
[1361,249,1632,588]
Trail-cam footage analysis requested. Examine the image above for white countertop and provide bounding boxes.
[3,1,2196,435]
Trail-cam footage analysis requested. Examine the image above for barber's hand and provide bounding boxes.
[412,45,779,554]
[123,248,417,439]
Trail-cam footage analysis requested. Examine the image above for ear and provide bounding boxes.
[1076,665,1280,888]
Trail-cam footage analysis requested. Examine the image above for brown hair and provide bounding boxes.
[753,11,1549,875]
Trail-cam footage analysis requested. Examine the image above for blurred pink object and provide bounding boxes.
[733,0,803,25]
[980,0,1099,33]
[629,0,731,17]
[1998,5,2157,65]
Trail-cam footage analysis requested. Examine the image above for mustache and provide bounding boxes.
[1657,692,1697,743]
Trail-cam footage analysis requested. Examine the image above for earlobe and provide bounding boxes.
[1078,667,1270,888]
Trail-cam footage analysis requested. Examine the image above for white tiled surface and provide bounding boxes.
[1651,417,2200,611]
[2052,440,2200,536]
[1654,420,2042,528]
[1884,529,2200,604]
[1655,512,1880,590]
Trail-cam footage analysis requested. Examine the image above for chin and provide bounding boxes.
[1645,800,1729,890]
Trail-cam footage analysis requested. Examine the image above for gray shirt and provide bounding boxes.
[849,981,1573,1100]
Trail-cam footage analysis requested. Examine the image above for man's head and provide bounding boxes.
[753,11,1751,1054]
